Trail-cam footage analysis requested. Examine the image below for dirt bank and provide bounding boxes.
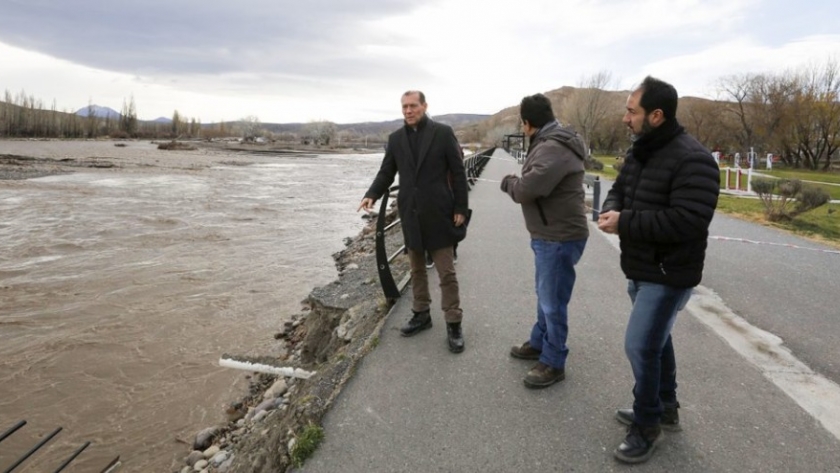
[176,202,409,473]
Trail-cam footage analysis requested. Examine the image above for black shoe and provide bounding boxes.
[614,423,663,464]
[523,362,565,388]
[425,252,434,269]
[446,322,465,353]
[400,310,432,337]
[615,402,681,432]
[510,341,541,360]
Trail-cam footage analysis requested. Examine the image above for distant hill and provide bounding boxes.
[152,117,173,124]
[75,105,122,120]
[260,113,491,137]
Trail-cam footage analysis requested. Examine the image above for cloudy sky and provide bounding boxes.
[1,0,838,124]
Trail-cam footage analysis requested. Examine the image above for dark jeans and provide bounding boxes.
[408,247,462,323]
[625,280,693,426]
[528,238,587,369]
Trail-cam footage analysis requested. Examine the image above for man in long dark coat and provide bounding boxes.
[358,90,469,353]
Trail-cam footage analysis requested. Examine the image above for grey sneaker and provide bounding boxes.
[615,403,681,432]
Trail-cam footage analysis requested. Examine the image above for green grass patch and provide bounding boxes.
[291,423,325,468]
[590,155,621,180]
[716,195,840,246]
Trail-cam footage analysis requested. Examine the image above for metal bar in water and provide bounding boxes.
[0,421,26,444]
[100,456,121,473]
[3,426,62,473]
[52,441,90,473]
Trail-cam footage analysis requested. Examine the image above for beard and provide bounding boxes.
[629,117,655,142]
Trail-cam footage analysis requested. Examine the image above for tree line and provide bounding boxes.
[0,90,205,139]
[471,58,840,171]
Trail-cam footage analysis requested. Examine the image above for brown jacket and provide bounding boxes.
[501,121,589,242]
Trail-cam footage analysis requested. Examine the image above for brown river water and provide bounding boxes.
[0,140,383,472]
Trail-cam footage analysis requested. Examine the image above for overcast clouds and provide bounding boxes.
[1,0,838,123]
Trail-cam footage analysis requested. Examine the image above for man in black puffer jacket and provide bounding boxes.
[598,76,719,464]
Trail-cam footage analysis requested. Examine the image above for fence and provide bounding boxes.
[721,167,753,193]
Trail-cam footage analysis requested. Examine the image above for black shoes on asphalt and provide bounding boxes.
[400,310,432,337]
[400,310,464,354]
[613,403,680,463]
[615,403,681,432]
[446,322,464,353]
[614,423,664,463]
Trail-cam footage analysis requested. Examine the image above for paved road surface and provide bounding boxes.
[298,149,840,472]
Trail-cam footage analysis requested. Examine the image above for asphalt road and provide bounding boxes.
[297,150,840,472]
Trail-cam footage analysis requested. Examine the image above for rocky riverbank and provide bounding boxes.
[176,203,408,473]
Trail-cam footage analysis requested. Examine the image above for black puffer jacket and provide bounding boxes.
[602,120,719,288]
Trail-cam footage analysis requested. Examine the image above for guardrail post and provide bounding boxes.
[375,186,401,300]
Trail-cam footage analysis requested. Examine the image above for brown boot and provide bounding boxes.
[510,341,541,360]
[523,362,565,388]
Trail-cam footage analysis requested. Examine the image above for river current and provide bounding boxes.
[0,140,383,471]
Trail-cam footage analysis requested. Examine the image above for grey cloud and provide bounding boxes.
[0,0,422,79]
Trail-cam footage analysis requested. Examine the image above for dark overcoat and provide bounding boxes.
[364,119,468,251]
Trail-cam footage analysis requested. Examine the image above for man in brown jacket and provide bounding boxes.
[501,93,589,388]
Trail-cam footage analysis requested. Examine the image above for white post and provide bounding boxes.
[747,168,753,193]
[766,153,773,170]
[725,168,731,190]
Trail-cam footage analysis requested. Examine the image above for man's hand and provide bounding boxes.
[358,197,375,212]
[597,210,620,234]
[500,174,517,192]
[454,213,465,227]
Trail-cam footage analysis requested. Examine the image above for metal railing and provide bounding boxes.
[1,420,120,473]
[374,148,495,299]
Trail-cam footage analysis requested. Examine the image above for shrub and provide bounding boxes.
[583,156,604,171]
[290,423,325,468]
[753,177,829,221]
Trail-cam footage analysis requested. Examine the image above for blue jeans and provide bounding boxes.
[528,238,587,370]
[625,280,693,426]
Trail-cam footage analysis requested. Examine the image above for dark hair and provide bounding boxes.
[519,93,555,128]
[403,90,426,104]
[636,76,678,120]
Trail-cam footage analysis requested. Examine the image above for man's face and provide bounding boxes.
[623,90,654,139]
[401,93,427,127]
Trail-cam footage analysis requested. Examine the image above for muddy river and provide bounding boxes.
[0,140,383,472]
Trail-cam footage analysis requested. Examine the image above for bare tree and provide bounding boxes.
[239,115,262,140]
[717,73,761,153]
[303,120,336,146]
[566,70,616,155]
